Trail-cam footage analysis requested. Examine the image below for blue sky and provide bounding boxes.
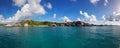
[0,0,120,25]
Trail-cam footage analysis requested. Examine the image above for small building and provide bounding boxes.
[24,23,28,27]
[5,24,12,27]
[5,24,13,27]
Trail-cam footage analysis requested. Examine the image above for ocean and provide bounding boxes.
[0,26,120,48]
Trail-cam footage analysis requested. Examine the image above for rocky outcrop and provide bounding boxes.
[64,21,97,26]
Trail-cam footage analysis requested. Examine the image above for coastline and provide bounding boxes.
[0,20,115,27]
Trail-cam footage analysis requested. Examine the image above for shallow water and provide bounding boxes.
[0,26,120,48]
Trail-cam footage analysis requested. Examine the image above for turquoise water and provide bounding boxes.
[0,26,120,48]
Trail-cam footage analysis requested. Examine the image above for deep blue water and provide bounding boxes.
[0,26,120,48]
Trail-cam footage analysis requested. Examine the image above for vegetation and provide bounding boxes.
[0,24,6,26]
[19,20,64,26]
[0,20,107,27]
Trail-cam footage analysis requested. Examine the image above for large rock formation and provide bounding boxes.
[64,21,96,26]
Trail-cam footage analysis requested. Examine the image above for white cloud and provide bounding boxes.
[102,15,106,21]
[80,11,97,22]
[113,11,120,16]
[90,0,99,5]
[99,11,120,25]
[0,15,4,20]
[13,0,26,7]
[0,15,4,22]
[53,13,56,19]
[62,16,72,22]
[91,15,97,22]
[79,10,120,25]
[107,11,120,22]
[28,0,46,15]
[77,18,81,21]
[0,0,46,24]
[47,3,52,9]
[70,0,77,2]
[4,4,32,23]
[44,2,52,9]
[80,11,83,15]
[104,0,108,6]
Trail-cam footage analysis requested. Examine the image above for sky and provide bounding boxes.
[0,0,120,25]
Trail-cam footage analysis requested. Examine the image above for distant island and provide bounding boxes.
[0,20,109,27]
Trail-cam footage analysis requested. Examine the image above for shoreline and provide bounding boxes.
[0,24,117,27]
[0,20,118,27]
